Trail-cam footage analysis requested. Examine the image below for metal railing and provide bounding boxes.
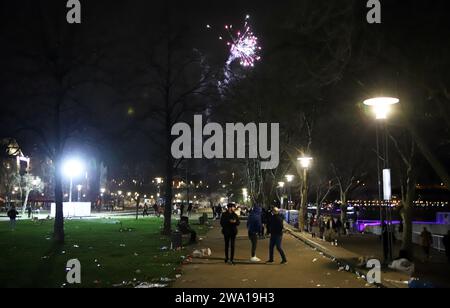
[412,232,445,252]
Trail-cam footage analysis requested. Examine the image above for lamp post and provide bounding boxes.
[63,159,84,203]
[285,175,294,209]
[100,188,106,210]
[155,177,162,205]
[298,157,313,232]
[364,96,399,263]
[77,185,83,201]
[278,182,285,208]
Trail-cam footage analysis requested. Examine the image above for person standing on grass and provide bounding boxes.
[153,203,159,217]
[421,227,433,261]
[220,203,240,265]
[26,204,32,219]
[443,231,450,263]
[247,205,262,262]
[187,203,193,217]
[7,206,19,230]
[266,207,287,265]
[143,203,149,217]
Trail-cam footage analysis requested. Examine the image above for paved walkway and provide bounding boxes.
[172,222,372,288]
[285,225,450,288]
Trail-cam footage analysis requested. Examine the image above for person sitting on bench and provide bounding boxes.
[178,216,197,244]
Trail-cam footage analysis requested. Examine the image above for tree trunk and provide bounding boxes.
[340,192,347,223]
[22,189,30,216]
[135,195,141,220]
[163,155,174,235]
[315,191,321,218]
[53,158,64,244]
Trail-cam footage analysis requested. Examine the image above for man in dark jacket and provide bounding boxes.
[247,206,262,262]
[220,203,240,264]
[267,207,287,264]
[7,206,19,230]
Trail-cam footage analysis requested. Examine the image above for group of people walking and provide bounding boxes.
[316,215,345,245]
[220,203,287,265]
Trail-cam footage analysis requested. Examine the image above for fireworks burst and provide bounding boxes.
[207,15,262,69]
[225,15,261,68]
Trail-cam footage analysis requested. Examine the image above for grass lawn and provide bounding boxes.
[0,217,209,288]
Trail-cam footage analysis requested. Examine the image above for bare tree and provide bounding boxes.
[389,130,417,258]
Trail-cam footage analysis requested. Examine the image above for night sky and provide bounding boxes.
[1,0,449,199]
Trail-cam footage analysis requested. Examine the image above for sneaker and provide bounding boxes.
[250,257,261,262]
[266,260,274,264]
[281,260,288,265]
[224,259,229,264]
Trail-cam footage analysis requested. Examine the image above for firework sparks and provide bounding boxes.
[206,15,261,69]
[206,15,261,92]
[225,15,261,68]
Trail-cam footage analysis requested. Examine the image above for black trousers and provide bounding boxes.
[224,233,237,261]
[249,232,258,257]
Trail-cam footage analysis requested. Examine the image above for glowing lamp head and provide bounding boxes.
[63,159,84,178]
[285,175,294,183]
[298,157,313,169]
[363,97,399,120]
[278,182,285,188]
[100,188,106,194]
[77,185,83,192]
[32,177,41,186]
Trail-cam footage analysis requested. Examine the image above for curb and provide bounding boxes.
[284,223,401,289]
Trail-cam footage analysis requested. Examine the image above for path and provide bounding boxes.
[172,221,371,288]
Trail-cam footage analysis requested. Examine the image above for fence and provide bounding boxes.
[412,232,445,252]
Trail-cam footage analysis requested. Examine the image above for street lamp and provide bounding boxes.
[242,188,248,205]
[364,96,399,262]
[298,157,313,232]
[298,157,313,169]
[77,185,83,201]
[363,97,399,120]
[285,175,294,207]
[63,159,84,203]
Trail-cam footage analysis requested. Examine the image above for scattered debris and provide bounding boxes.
[135,269,142,274]
[73,245,79,248]
[135,282,167,288]
[312,258,318,263]
[389,259,415,276]
[201,248,212,257]
[193,250,202,258]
